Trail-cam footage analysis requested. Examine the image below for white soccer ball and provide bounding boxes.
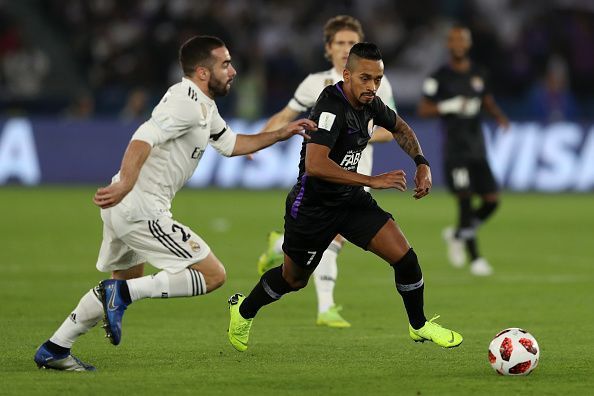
[488,328,540,376]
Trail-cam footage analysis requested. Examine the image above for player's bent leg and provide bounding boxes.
[368,220,463,348]
[188,252,226,292]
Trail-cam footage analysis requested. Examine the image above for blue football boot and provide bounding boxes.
[34,343,96,371]
[97,279,130,346]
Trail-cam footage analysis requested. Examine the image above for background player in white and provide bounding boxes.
[33,35,316,371]
[255,15,396,328]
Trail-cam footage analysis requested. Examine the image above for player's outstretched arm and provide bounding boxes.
[390,115,432,199]
[231,118,316,156]
[258,106,300,133]
[93,139,151,209]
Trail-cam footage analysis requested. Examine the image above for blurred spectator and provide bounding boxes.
[1,0,593,120]
[1,28,50,100]
[119,88,150,121]
[63,92,95,119]
[528,55,577,122]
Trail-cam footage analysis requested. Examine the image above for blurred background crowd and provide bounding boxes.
[1,0,593,122]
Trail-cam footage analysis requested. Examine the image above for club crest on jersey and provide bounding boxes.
[367,118,374,137]
[189,240,201,252]
[471,76,484,92]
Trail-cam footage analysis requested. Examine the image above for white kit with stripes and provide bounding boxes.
[96,78,237,273]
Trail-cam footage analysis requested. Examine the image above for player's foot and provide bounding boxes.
[228,293,253,352]
[409,315,463,348]
[34,343,96,371]
[442,227,466,268]
[470,257,493,276]
[257,231,284,275]
[316,305,351,328]
[97,279,130,346]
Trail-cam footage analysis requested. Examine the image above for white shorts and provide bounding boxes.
[96,206,211,274]
[359,144,374,192]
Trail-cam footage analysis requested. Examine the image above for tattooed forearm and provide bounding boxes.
[392,116,423,158]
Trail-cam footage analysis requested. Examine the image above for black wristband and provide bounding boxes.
[414,155,430,167]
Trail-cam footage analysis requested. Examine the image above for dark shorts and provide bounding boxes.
[445,158,499,195]
[283,188,393,269]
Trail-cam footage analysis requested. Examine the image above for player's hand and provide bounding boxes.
[278,118,316,141]
[413,164,432,199]
[93,181,132,209]
[370,170,407,191]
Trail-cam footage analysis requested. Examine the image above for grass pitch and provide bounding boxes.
[0,187,592,395]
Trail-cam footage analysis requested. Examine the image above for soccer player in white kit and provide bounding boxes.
[255,16,396,328]
[33,36,316,371]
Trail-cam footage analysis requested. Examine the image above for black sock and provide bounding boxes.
[455,197,474,239]
[474,200,498,223]
[239,265,296,319]
[466,237,480,261]
[119,281,132,305]
[392,249,426,330]
[43,340,70,356]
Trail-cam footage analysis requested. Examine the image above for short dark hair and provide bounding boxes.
[179,35,225,76]
[346,42,382,70]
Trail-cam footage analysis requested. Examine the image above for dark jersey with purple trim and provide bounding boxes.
[422,64,490,160]
[287,82,397,214]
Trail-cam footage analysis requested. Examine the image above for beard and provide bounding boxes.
[208,77,232,97]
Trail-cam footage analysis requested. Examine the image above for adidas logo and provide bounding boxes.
[69,312,77,324]
[187,87,198,102]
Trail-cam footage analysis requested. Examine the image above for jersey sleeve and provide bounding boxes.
[209,108,237,157]
[132,95,199,147]
[308,98,344,149]
[287,74,319,113]
[372,97,397,131]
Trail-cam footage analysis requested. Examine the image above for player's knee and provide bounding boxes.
[204,265,226,293]
[391,248,419,269]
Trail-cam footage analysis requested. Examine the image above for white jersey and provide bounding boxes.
[113,78,237,221]
[288,68,396,181]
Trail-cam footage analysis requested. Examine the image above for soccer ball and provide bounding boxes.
[488,328,540,375]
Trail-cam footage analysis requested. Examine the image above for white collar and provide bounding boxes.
[330,67,343,82]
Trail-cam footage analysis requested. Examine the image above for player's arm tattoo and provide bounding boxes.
[392,116,423,158]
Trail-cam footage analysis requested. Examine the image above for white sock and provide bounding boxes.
[49,288,103,349]
[313,241,341,313]
[127,268,206,301]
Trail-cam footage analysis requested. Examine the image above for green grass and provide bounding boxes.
[1,187,592,395]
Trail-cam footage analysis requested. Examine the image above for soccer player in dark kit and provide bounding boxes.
[227,42,463,351]
[418,25,510,276]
